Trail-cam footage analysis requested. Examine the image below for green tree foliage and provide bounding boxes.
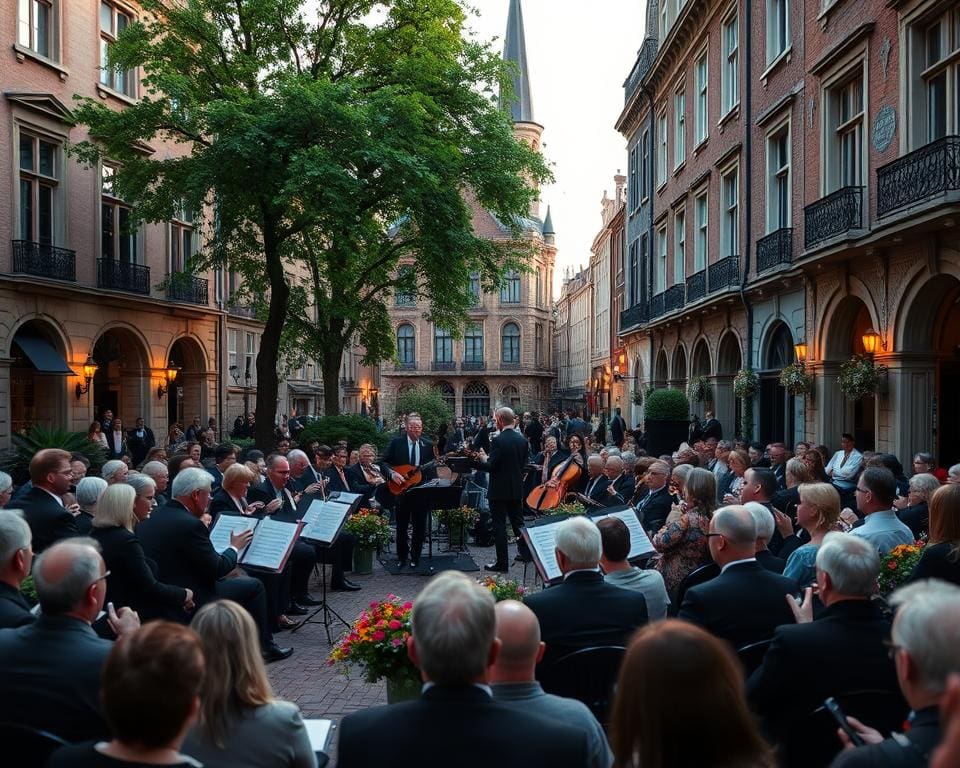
[296,415,388,452]
[394,385,453,435]
[70,0,550,445]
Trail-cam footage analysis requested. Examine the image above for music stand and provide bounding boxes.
[402,481,464,561]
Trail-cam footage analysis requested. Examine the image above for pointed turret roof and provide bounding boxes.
[542,205,555,235]
[501,0,535,123]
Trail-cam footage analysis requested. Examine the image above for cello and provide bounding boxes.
[525,451,584,512]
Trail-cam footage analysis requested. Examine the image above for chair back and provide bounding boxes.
[672,562,720,611]
[736,638,773,677]
[0,722,69,767]
[538,645,626,726]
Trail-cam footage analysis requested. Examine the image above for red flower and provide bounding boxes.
[389,619,402,630]
[887,561,897,570]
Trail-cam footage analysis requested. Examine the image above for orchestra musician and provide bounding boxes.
[346,443,389,509]
[382,414,436,569]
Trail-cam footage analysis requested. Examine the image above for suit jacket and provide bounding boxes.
[0,615,111,742]
[604,473,635,506]
[206,464,225,493]
[756,548,786,574]
[717,469,736,502]
[635,484,672,533]
[248,479,299,522]
[771,486,800,519]
[474,427,529,501]
[524,419,544,453]
[0,581,34,629]
[524,570,648,670]
[136,500,239,605]
[338,684,590,768]
[701,417,723,440]
[582,474,611,504]
[678,561,798,649]
[323,466,354,495]
[209,487,247,525]
[126,427,155,466]
[771,463,787,491]
[345,463,386,508]
[897,502,928,539]
[105,429,127,458]
[18,486,79,553]
[382,435,437,482]
[90,525,188,623]
[610,415,626,445]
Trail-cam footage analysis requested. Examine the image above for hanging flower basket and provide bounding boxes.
[687,375,711,403]
[631,389,643,406]
[778,362,814,396]
[733,368,759,399]
[838,355,887,400]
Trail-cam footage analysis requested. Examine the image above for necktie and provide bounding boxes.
[410,441,418,466]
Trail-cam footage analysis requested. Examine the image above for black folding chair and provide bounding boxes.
[538,645,626,727]
[671,562,720,613]
[0,721,69,767]
[736,638,773,677]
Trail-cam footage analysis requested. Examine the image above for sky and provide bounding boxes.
[465,0,647,292]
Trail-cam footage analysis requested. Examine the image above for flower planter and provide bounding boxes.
[386,676,421,704]
[353,546,375,575]
[644,419,690,457]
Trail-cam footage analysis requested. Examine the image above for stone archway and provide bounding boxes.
[8,318,71,436]
[91,325,152,428]
[758,321,795,447]
[670,345,687,388]
[167,336,209,432]
[654,349,669,386]
[716,331,743,440]
[690,338,712,418]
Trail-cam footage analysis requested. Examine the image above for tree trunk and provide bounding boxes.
[321,346,343,416]
[255,229,290,448]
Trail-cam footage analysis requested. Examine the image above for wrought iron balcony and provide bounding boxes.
[685,270,706,303]
[395,361,417,371]
[877,135,960,217]
[804,186,863,249]
[432,361,456,371]
[167,273,209,305]
[97,258,150,294]
[461,360,486,371]
[650,292,665,319]
[756,228,793,273]
[663,283,685,312]
[228,303,257,318]
[708,255,740,291]
[11,240,76,281]
[620,303,650,331]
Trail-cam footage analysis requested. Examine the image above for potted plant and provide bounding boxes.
[554,501,587,516]
[687,375,711,404]
[436,504,479,549]
[838,355,887,400]
[345,509,391,575]
[778,362,814,397]
[643,388,691,456]
[479,575,527,602]
[878,541,926,596]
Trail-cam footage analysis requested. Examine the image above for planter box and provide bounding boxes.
[644,419,690,457]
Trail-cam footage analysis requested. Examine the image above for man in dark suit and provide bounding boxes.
[701,410,723,440]
[105,416,128,459]
[0,538,140,742]
[610,406,626,448]
[126,417,156,468]
[338,571,590,768]
[582,455,611,504]
[137,467,292,662]
[382,414,436,568]
[17,448,79,553]
[472,407,531,572]
[679,505,798,649]
[768,443,788,491]
[205,443,237,493]
[746,502,786,573]
[0,510,35,629]
[524,516,648,672]
[634,460,673,533]
[601,455,634,506]
[523,411,543,455]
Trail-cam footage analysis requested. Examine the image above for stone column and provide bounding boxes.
[713,374,735,440]
[814,361,850,445]
[885,353,938,464]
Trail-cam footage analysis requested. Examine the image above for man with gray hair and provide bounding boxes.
[601,455,634,507]
[748,533,901,739]
[831,580,960,766]
[678,505,798,649]
[0,538,139,741]
[101,459,129,485]
[583,454,611,504]
[524,517,648,670]
[140,460,170,505]
[0,509,34,628]
[338,571,590,768]
[745,500,786,573]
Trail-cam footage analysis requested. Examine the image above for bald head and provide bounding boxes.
[33,538,104,619]
[707,505,758,567]
[490,600,544,682]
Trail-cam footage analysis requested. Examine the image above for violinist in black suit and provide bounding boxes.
[382,414,436,568]
[17,448,78,553]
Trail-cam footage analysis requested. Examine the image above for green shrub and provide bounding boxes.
[2,426,108,485]
[393,385,454,435]
[296,415,388,452]
[643,388,690,421]
[230,437,258,452]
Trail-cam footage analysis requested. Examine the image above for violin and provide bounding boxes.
[525,451,583,512]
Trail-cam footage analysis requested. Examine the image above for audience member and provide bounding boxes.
[101,459,129,485]
[75,476,109,535]
[895,472,941,538]
[948,463,960,485]
[851,467,914,554]
[933,674,960,768]
[601,456,634,506]
[207,444,238,493]
[913,451,948,484]
[745,501,785,573]
[598,517,669,619]
[0,471,13,508]
[17,448,78,553]
[0,509,34,628]
[652,467,715,596]
[633,459,672,533]
[826,433,863,492]
[724,449,750,501]
[909,485,960,586]
[141,461,171,506]
[782,482,841,587]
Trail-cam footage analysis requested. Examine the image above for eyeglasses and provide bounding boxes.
[884,640,903,660]
[855,486,870,494]
[89,570,111,588]
[706,532,724,539]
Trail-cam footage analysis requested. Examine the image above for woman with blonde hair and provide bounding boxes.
[723,449,750,503]
[652,467,716,596]
[909,484,960,586]
[183,600,316,768]
[782,482,841,587]
[90,484,193,622]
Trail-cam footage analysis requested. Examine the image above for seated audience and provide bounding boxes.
[525,516,648,670]
[601,456,634,506]
[610,619,774,768]
[489,599,613,768]
[679,505,798,649]
[783,482,841,587]
[653,467,716,597]
[745,501,785,573]
[597,517,669,619]
[75,476,108,535]
[894,472,941,538]
[0,471,12,508]
[723,449,750,502]
[770,457,811,521]
[913,451,948,484]
[206,444,238,493]
[141,461,171,507]
[45,621,205,768]
[909,485,960,586]
[830,580,960,767]
[338,571,590,767]
[101,459,129,485]
[0,538,139,742]
[182,600,316,768]
[633,460,672,532]
[0,509,34,628]
[17,448,79,553]
[851,467,914,554]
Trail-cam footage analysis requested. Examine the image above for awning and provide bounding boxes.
[13,332,74,375]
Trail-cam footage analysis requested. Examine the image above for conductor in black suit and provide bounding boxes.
[472,407,531,572]
[337,571,590,768]
[17,448,79,553]
[382,414,436,568]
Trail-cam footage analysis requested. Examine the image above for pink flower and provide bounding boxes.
[403,601,413,610]
[392,638,403,646]
[372,630,386,641]
[370,601,379,608]
[388,619,402,630]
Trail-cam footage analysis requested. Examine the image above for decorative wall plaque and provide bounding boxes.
[873,105,897,152]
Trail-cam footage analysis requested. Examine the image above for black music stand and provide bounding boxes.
[402,480,464,560]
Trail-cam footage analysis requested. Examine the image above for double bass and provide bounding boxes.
[525,451,583,512]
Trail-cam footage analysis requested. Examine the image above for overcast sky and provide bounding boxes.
[466,0,646,291]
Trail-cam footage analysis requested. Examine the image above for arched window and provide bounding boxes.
[434,327,453,365]
[500,271,520,304]
[501,384,521,411]
[501,322,520,364]
[396,324,415,367]
[463,381,490,417]
[436,381,455,411]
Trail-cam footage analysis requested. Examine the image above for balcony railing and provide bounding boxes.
[708,255,740,291]
[804,186,863,249]
[97,258,150,294]
[663,283,685,312]
[11,240,76,281]
[685,270,706,303]
[228,303,257,318]
[395,361,416,371]
[432,361,456,371]
[756,228,793,273]
[877,135,960,217]
[620,303,650,331]
[461,360,486,371]
[650,292,665,319]
[166,273,209,305]
[500,361,521,370]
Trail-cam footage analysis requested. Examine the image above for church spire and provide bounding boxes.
[501,0,534,124]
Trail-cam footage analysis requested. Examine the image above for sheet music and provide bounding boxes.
[526,522,564,582]
[208,515,258,556]
[303,719,333,752]
[332,491,361,506]
[590,507,656,559]
[241,518,299,570]
[300,500,349,544]
[300,499,325,527]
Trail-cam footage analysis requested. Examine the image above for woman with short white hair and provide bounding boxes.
[101,459,129,485]
[895,472,942,538]
[0,471,13,509]
[75,476,109,534]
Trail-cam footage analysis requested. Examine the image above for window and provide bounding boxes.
[500,271,521,303]
[920,11,960,141]
[100,2,136,97]
[395,265,416,306]
[501,323,521,364]
[674,209,686,284]
[767,0,790,64]
[535,323,544,366]
[502,385,521,411]
[101,164,138,262]
[228,329,238,375]
[767,125,791,232]
[657,110,668,187]
[436,382,455,411]
[464,322,484,363]
[656,224,668,294]
[722,14,739,114]
[434,327,453,363]
[660,1,669,41]
[244,332,256,383]
[694,192,708,271]
[17,0,56,59]
[396,324,415,365]
[463,382,490,417]
[640,233,648,300]
[170,200,195,272]
[721,166,739,258]
[827,74,864,190]
[468,272,481,305]
[628,145,639,210]
[535,267,543,307]
[695,52,709,144]
[18,132,60,247]
[628,240,638,305]
[674,87,686,168]
[640,129,650,200]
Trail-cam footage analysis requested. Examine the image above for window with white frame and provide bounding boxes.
[826,73,864,191]
[722,14,739,114]
[244,332,256,383]
[674,86,686,168]
[767,0,790,65]
[629,145,639,209]
[170,200,195,273]
[434,327,453,363]
[721,165,739,258]
[501,323,521,364]
[99,2,136,97]
[766,125,791,232]
[228,329,238,376]
[464,322,484,363]
[17,0,58,60]
[915,9,960,144]
[657,110,668,187]
[674,209,686,284]
[640,129,650,200]
[656,224,668,294]
[396,324,416,365]
[500,270,521,304]
[694,191,708,271]
[695,52,709,144]
[101,164,138,262]
[18,131,61,247]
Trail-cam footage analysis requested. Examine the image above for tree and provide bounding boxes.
[71,0,550,447]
